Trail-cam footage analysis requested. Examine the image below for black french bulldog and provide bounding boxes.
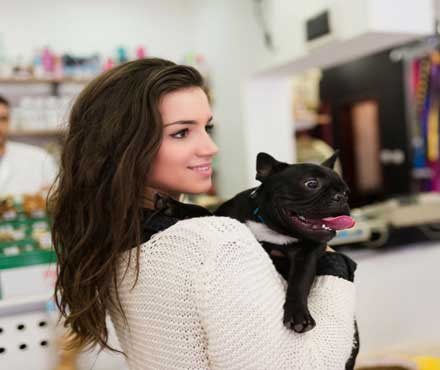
[215,151,354,333]
[154,151,354,333]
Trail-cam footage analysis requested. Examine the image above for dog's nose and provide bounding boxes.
[332,193,344,202]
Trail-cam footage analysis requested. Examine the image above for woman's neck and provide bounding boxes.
[142,186,182,209]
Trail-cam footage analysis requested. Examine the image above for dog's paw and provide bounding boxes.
[283,304,316,333]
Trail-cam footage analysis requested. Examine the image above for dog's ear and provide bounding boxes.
[256,152,288,182]
[321,150,339,169]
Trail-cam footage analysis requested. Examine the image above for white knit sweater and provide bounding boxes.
[110,216,356,370]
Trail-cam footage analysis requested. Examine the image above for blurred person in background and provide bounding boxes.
[0,94,58,196]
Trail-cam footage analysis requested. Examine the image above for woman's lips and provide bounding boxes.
[188,163,212,176]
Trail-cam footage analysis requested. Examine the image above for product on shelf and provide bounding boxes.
[411,50,440,191]
[23,193,46,217]
[0,196,16,219]
[0,193,54,274]
[0,44,151,80]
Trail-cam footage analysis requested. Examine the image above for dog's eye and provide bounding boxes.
[305,179,320,189]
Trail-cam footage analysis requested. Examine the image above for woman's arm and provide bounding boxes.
[191,217,356,370]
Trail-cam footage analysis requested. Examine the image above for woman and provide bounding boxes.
[51,58,357,370]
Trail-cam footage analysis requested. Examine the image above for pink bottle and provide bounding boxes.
[42,47,54,76]
[136,46,146,59]
[103,57,115,71]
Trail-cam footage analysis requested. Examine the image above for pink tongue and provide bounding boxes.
[322,216,355,230]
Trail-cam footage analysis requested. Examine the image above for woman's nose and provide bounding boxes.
[199,133,219,157]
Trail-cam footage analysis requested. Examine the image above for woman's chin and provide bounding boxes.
[186,179,213,195]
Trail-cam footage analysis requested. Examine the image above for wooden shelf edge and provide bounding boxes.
[9,129,65,137]
[0,293,52,316]
[0,77,91,84]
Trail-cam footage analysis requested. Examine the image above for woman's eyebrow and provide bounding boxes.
[164,116,213,127]
[164,120,196,127]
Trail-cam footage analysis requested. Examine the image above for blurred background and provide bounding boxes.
[1,0,440,369]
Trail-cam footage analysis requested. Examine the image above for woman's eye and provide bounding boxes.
[171,128,189,139]
[206,124,214,134]
[305,179,319,189]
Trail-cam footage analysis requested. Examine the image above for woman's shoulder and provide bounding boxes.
[136,216,261,268]
[154,215,254,243]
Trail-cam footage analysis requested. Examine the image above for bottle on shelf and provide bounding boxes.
[136,46,147,59]
[41,47,54,77]
[103,57,114,71]
[32,50,45,78]
[117,47,128,64]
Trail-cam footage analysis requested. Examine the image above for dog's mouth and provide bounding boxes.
[283,209,355,238]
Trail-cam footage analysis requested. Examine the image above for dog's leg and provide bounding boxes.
[283,244,325,333]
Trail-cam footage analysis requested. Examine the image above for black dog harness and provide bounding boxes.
[141,208,179,243]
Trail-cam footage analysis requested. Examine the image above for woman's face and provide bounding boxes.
[148,87,218,197]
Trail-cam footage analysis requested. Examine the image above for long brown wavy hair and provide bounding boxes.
[49,58,205,352]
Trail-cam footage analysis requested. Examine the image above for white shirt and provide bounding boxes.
[0,141,58,196]
[110,216,356,370]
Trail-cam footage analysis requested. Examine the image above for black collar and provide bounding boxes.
[141,208,180,243]
[252,207,265,223]
[249,186,265,224]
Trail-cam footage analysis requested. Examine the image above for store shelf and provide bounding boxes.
[8,129,65,137]
[0,77,90,84]
[0,76,90,97]
[0,293,51,317]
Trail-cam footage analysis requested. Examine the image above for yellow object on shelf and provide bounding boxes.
[414,356,440,370]
[356,355,440,370]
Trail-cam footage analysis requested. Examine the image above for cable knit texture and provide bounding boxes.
[109,216,356,370]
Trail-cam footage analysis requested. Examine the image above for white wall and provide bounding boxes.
[0,0,195,62]
[242,77,295,188]
[191,0,269,196]
[255,0,434,73]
